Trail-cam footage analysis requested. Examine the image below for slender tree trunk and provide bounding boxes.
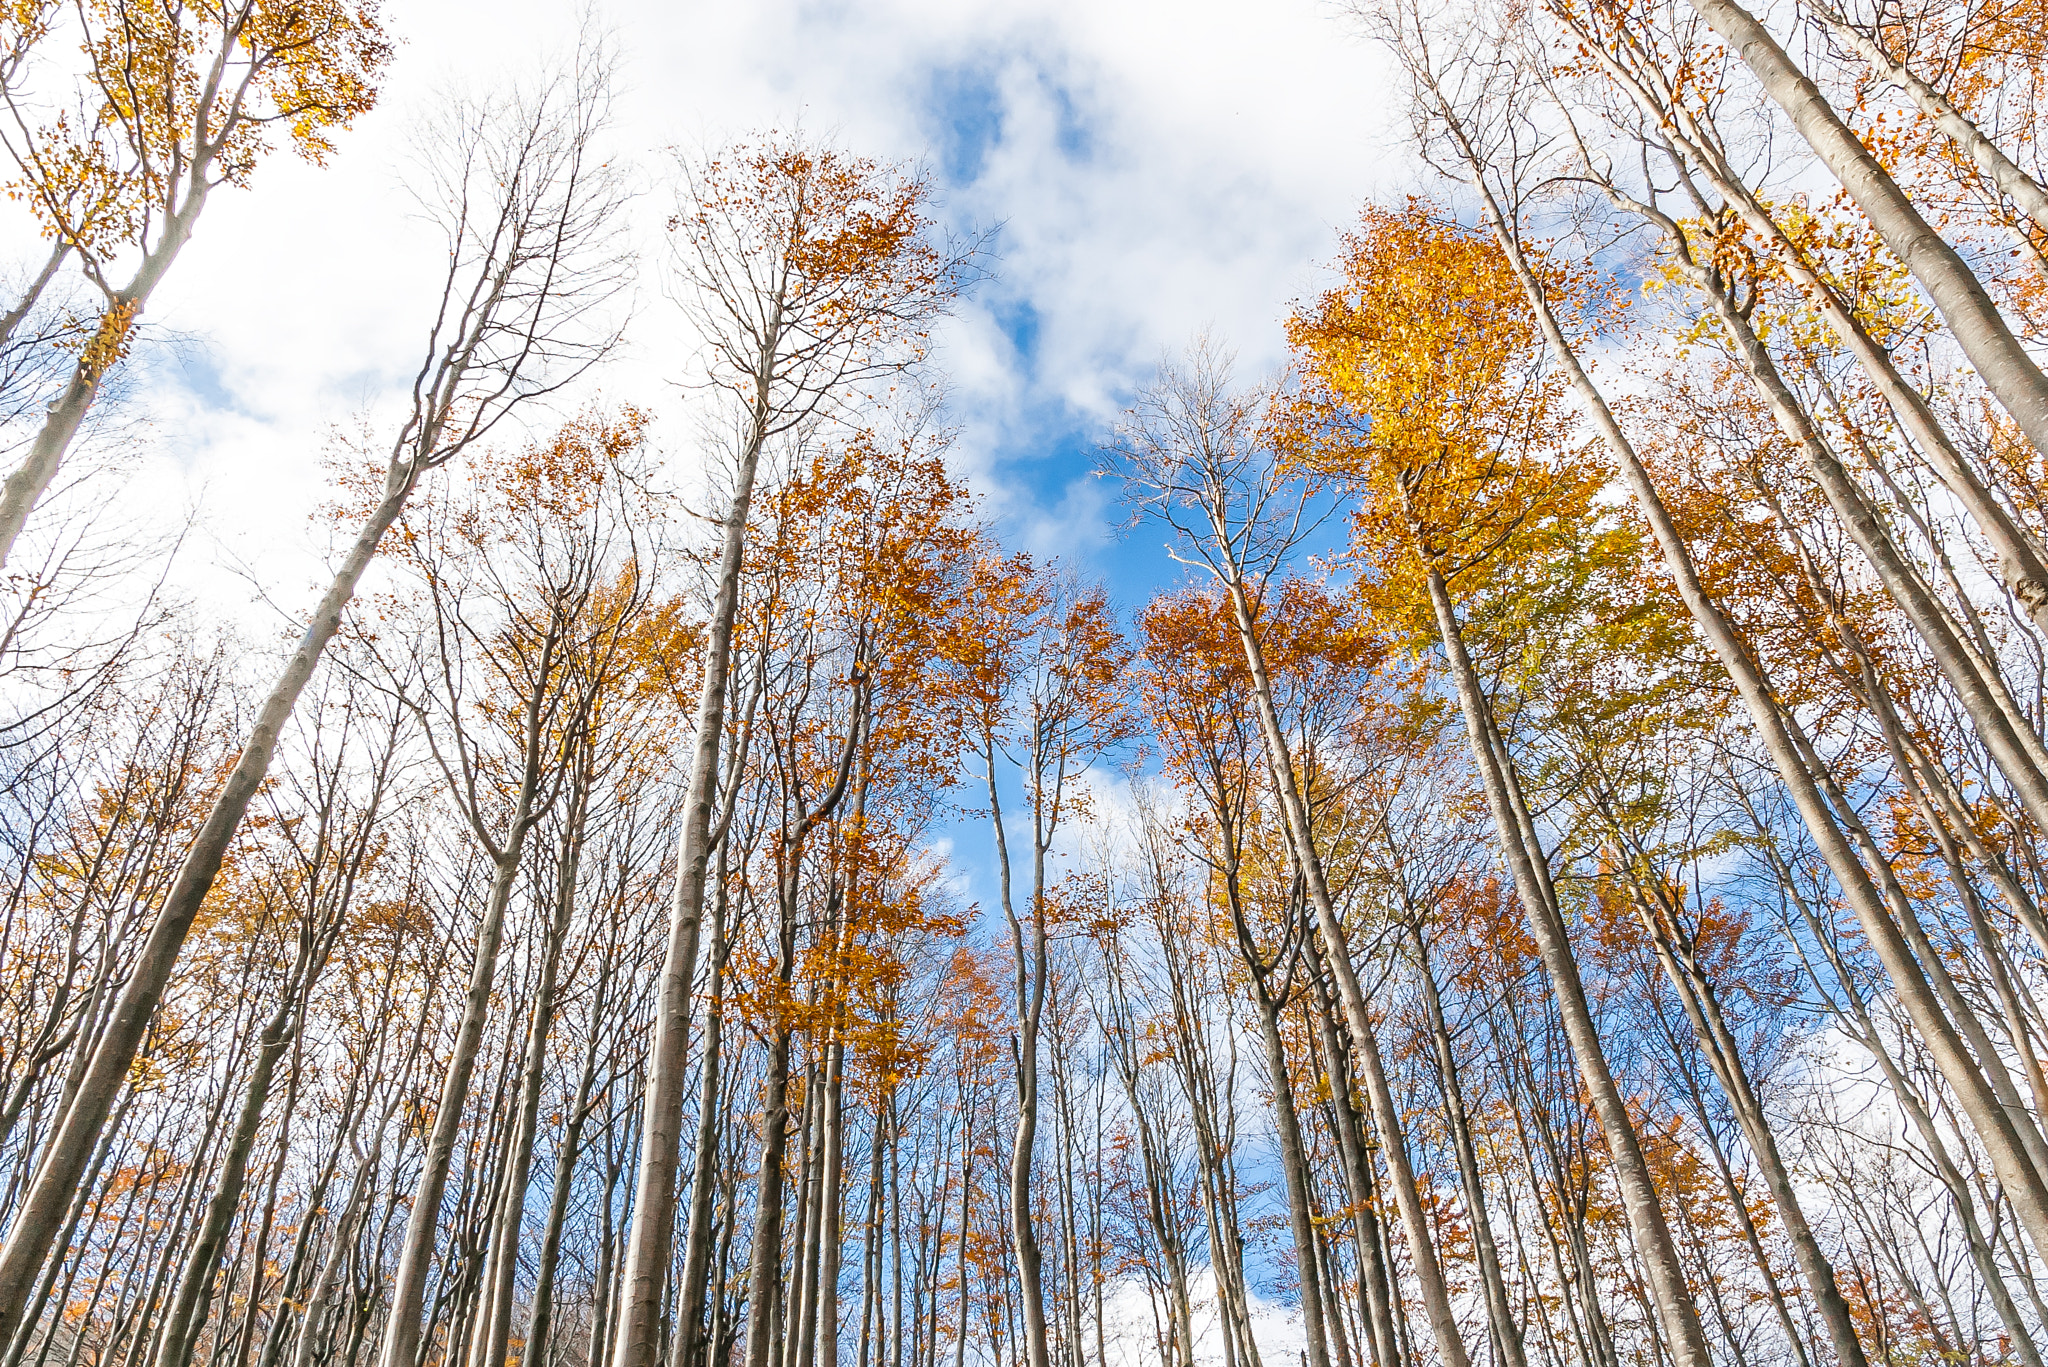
[1218,570,1471,1367]
[525,960,610,1367]
[951,1087,972,1367]
[1440,125,2048,1266]
[0,188,206,571]
[154,986,303,1367]
[817,1040,847,1367]
[0,241,69,351]
[1302,956,1399,1367]
[614,401,768,1367]
[471,806,584,1367]
[1405,924,1525,1367]
[984,743,1049,1367]
[377,842,530,1367]
[291,1102,398,1367]
[790,1056,824,1367]
[1685,0,2048,461]
[1418,558,1713,1367]
[1766,846,2044,1367]
[1010,916,1049,1367]
[675,889,729,1367]
[1252,987,1331,1367]
[857,1096,887,1367]
[1813,5,2048,239]
[1046,1018,1085,1367]
[743,1031,796,1367]
[888,1091,904,1367]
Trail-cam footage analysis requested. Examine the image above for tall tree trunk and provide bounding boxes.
[1685,0,2048,463]
[789,1056,823,1367]
[1404,924,1525,1367]
[1418,557,1713,1367]
[154,984,303,1367]
[291,1099,401,1367]
[614,397,768,1367]
[816,1040,848,1367]
[675,885,730,1367]
[1813,4,2048,239]
[471,793,585,1367]
[984,742,1049,1367]
[1250,986,1332,1367]
[0,185,207,571]
[1218,570,1473,1367]
[1558,14,2048,643]
[377,840,531,1367]
[743,1031,796,1367]
[951,1088,972,1367]
[1302,955,1399,1367]
[1434,113,2048,1266]
[526,935,615,1367]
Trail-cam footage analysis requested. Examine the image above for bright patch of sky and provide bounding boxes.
[5,0,1413,958]
[22,0,1411,596]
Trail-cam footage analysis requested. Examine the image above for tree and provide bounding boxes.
[368,410,656,1367]
[1287,199,1717,1367]
[0,47,627,1347]
[1108,341,1478,1367]
[0,0,390,568]
[611,138,979,1367]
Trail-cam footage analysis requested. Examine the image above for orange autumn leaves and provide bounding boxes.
[5,0,389,260]
[1189,202,1660,763]
[1285,202,1614,647]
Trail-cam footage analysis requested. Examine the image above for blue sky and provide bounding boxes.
[7,0,1409,986]
[23,0,1412,612]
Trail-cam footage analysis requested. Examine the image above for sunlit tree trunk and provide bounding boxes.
[1220,570,1474,1367]
[1403,921,1525,1367]
[1416,76,2048,1266]
[619,389,766,1367]
[1686,0,2048,462]
[472,771,591,1367]
[1302,949,1400,1367]
[0,65,622,1344]
[1414,550,1715,1367]
[675,872,732,1367]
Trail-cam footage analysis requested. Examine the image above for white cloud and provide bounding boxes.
[1095,1267,1309,1367]
[4,0,1412,610]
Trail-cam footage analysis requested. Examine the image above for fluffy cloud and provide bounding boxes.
[10,0,1410,610]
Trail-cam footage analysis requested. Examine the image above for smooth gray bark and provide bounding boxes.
[612,370,769,1367]
[1220,569,1476,1367]
[1444,127,2048,1266]
[471,778,587,1367]
[1814,6,2048,239]
[1417,558,1714,1367]
[1687,0,2048,464]
[377,839,534,1367]
[1405,922,1526,1367]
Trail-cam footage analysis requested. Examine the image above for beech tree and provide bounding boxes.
[0,0,391,568]
[613,135,979,1367]
[4,10,2048,1367]
[0,45,627,1350]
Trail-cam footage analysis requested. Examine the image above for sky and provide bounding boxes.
[7,0,1418,981]
[1,0,1423,917]
[41,0,1413,610]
